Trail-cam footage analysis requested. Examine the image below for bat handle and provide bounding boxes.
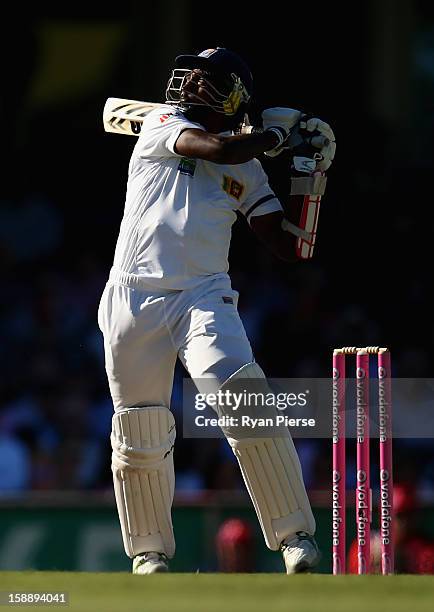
[240,125,257,135]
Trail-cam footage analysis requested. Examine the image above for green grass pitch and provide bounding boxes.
[1,572,434,612]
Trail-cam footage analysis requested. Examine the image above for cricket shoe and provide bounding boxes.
[133,552,169,574]
[281,531,321,574]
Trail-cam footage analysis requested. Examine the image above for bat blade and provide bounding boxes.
[103,97,166,136]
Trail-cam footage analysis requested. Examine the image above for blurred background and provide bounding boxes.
[1,0,434,573]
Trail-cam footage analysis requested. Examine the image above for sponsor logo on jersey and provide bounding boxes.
[159,113,174,123]
[222,175,244,200]
[178,157,196,177]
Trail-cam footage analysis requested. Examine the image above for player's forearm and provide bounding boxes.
[267,231,300,264]
[175,128,280,164]
[250,212,300,264]
[215,131,281,164]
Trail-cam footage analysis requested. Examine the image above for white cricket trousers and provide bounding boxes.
[98,270,254,411]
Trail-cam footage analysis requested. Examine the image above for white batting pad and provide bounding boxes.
[221,362,316,549]
[111,406,176,558]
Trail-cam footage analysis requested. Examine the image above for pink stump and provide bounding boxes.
[356,350,371,574]
[332,351,346,574]
[378,349,394,574]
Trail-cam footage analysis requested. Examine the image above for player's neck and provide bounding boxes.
[183,107,227,133]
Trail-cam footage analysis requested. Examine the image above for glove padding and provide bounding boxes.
[297,117,336,171]
[262,107,302,158]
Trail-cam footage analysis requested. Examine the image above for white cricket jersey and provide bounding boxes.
[111,105,282,290]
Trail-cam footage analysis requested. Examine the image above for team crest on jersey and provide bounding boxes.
[178,157,196,177]
[222,175,244,200]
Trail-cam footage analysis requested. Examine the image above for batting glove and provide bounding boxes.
[298,117,336,171]
[262,107,302,158]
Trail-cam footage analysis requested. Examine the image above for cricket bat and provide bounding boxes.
[103,98,168,136]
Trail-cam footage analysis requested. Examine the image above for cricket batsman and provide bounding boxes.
[98,47,336,574]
